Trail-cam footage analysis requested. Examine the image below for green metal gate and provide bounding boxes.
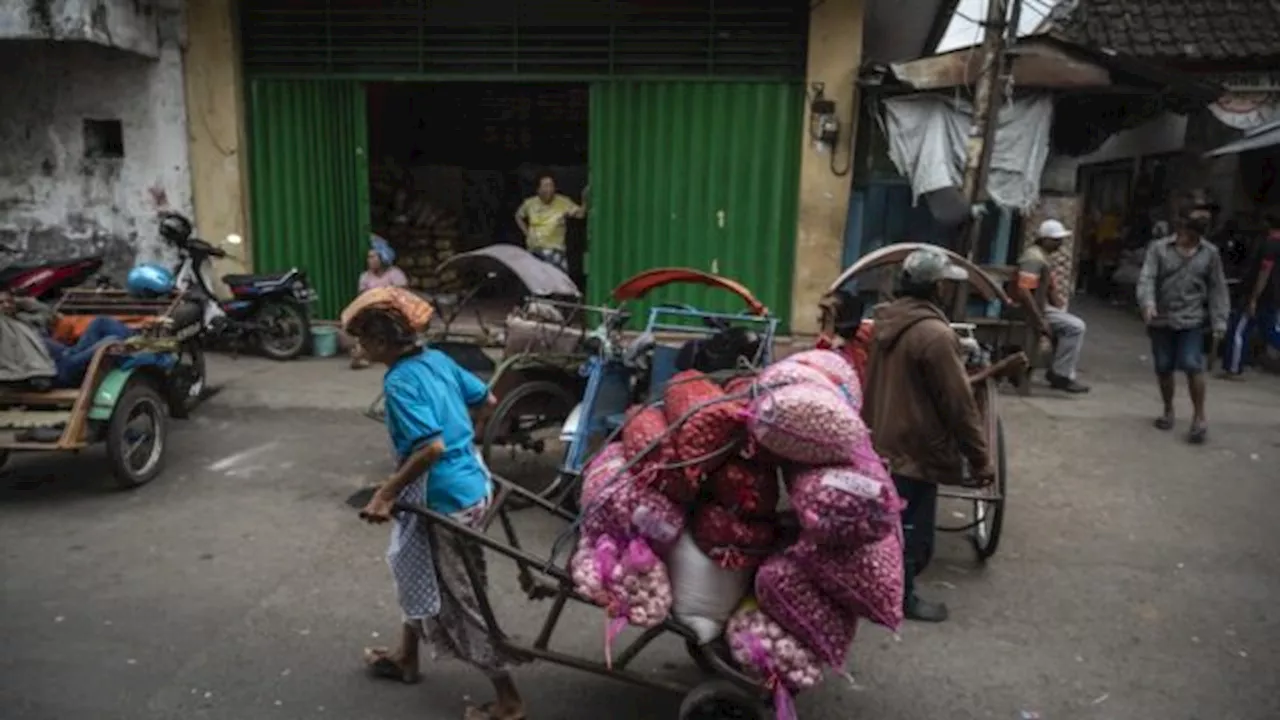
[586,81,803,329]
[248,79,370,320]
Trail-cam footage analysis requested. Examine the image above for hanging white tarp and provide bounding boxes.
[880,93,1055,211]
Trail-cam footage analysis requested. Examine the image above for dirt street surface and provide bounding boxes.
[2,303,1278,720]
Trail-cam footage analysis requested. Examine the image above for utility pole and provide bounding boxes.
[958,0,1021,260]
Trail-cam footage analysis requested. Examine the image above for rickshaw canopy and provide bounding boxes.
[827,242,1012,305]
[610,267,769,316]
[438,244,582,298]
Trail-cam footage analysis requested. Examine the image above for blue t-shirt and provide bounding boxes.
[383,349,491,514]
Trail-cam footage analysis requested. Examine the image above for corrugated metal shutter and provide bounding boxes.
[586,81,802,329]
[248,79,370,320]
[241,0,806,79]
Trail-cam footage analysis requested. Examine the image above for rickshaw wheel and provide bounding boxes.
[105,380,168,490]
[969,418,1007,561]
[482,380,574,510]
[678,680,765,720]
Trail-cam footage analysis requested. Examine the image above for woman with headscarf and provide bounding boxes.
[351,235,409,368]
[344,288,526,720]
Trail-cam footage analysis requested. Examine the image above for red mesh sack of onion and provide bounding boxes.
[785,349,863,409]
[569,534,674,665]
[580,473,685,555]
[755,554,859,668]
[727,602,823,714]
[786,533,905,631]
[746,368,866,465]
[692,503,777,571]
[709,457,780,518]
[620,405,682,489]
[663,370,745,480]
[788,465,903,547]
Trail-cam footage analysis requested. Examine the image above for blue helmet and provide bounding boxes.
[127,263,176,297]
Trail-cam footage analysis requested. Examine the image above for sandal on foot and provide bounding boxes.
[1187,424,1208,445]
[363,647,421,684]
[1153,414,1175,431]
[464,702,526,720]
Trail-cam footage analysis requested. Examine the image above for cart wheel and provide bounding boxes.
[482,381,574,510]
[167,341,206,419]
[105,380,168,490]
[969,417,1007,561]
[685,638,736,676]
[678,680,765,720]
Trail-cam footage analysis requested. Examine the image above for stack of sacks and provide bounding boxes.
[569,353,902,699]
[723,350,905,695]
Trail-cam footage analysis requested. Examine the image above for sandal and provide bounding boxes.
[362,647,421,684]
[1187,424,1208,445]
[1153,414,1174,431]
[464,702,527,720]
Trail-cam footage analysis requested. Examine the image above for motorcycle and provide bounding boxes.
[158,212,316,361]
[0,244,105,301]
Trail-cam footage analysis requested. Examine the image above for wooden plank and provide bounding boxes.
[0,389,82,406]
[60,342,119,445]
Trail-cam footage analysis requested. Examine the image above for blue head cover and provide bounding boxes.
[126,263,176,297]
[370,235,396,266]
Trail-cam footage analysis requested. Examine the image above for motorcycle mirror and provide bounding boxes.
[226,234,243,245]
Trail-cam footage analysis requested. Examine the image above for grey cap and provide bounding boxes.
[900,246,969,285]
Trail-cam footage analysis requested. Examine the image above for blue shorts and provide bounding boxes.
[1149,327,1205,375]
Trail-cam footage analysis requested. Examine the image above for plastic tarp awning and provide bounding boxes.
[1203,118,1280,158]
[880,93,1055,210]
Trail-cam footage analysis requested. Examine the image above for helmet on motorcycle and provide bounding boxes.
[158,212,193,245]
[127,263,176,297]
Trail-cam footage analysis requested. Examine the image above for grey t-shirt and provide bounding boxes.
[1135,236,1230,333]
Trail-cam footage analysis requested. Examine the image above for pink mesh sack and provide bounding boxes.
[757,361,834,391]
[692,502,777,571]
[580,443,627,507]
[784,350,863,409]
[788,465,903,547]
[787,534,905,631]
[663,370,745,479]
[583,478,686,555]
[709,457,780,518]
[746,380,866,465]
[727,602,823,699]
[755,554,859,668]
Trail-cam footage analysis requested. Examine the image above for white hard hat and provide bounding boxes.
[1037,219,1072,239]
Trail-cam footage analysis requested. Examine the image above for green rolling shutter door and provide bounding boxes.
[248,80,370,320]
[587,81,803,329]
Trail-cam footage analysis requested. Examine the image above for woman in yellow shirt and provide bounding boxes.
[514,172,587,273]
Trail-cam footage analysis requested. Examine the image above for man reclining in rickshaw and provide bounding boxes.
[1,292,137,389]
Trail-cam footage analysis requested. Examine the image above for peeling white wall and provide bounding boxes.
[0,6,191,281]
[0,0,160,56]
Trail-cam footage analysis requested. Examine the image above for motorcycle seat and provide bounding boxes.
[222,272,293,287]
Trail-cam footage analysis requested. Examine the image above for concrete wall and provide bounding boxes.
[183,0,250,281]
[0,7,192,281]
[790,0,864,334]
[0,0,160,57]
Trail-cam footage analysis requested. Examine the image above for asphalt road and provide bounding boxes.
[2,320,1278,719]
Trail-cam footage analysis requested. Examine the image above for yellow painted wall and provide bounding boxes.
[790,0,864,334]
[183,0,251,282]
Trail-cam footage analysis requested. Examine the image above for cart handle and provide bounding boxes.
[611,268,769,317]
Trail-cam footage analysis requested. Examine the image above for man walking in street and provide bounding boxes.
[1222,212,1279,378]
[1012,219,1090,393]
[862,247,995,623]
[1136,198,1230,444]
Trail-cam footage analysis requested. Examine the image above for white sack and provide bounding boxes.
[665,532,751,644]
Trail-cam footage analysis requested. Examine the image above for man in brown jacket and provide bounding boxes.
[862,247,995,622]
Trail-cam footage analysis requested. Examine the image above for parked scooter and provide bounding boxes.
[157,212,316,360]
[0,244,106,301]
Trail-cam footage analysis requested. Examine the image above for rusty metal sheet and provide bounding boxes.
[887,39,1112,90]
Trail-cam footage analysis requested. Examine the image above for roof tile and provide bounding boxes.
[1049,0,1280,62]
